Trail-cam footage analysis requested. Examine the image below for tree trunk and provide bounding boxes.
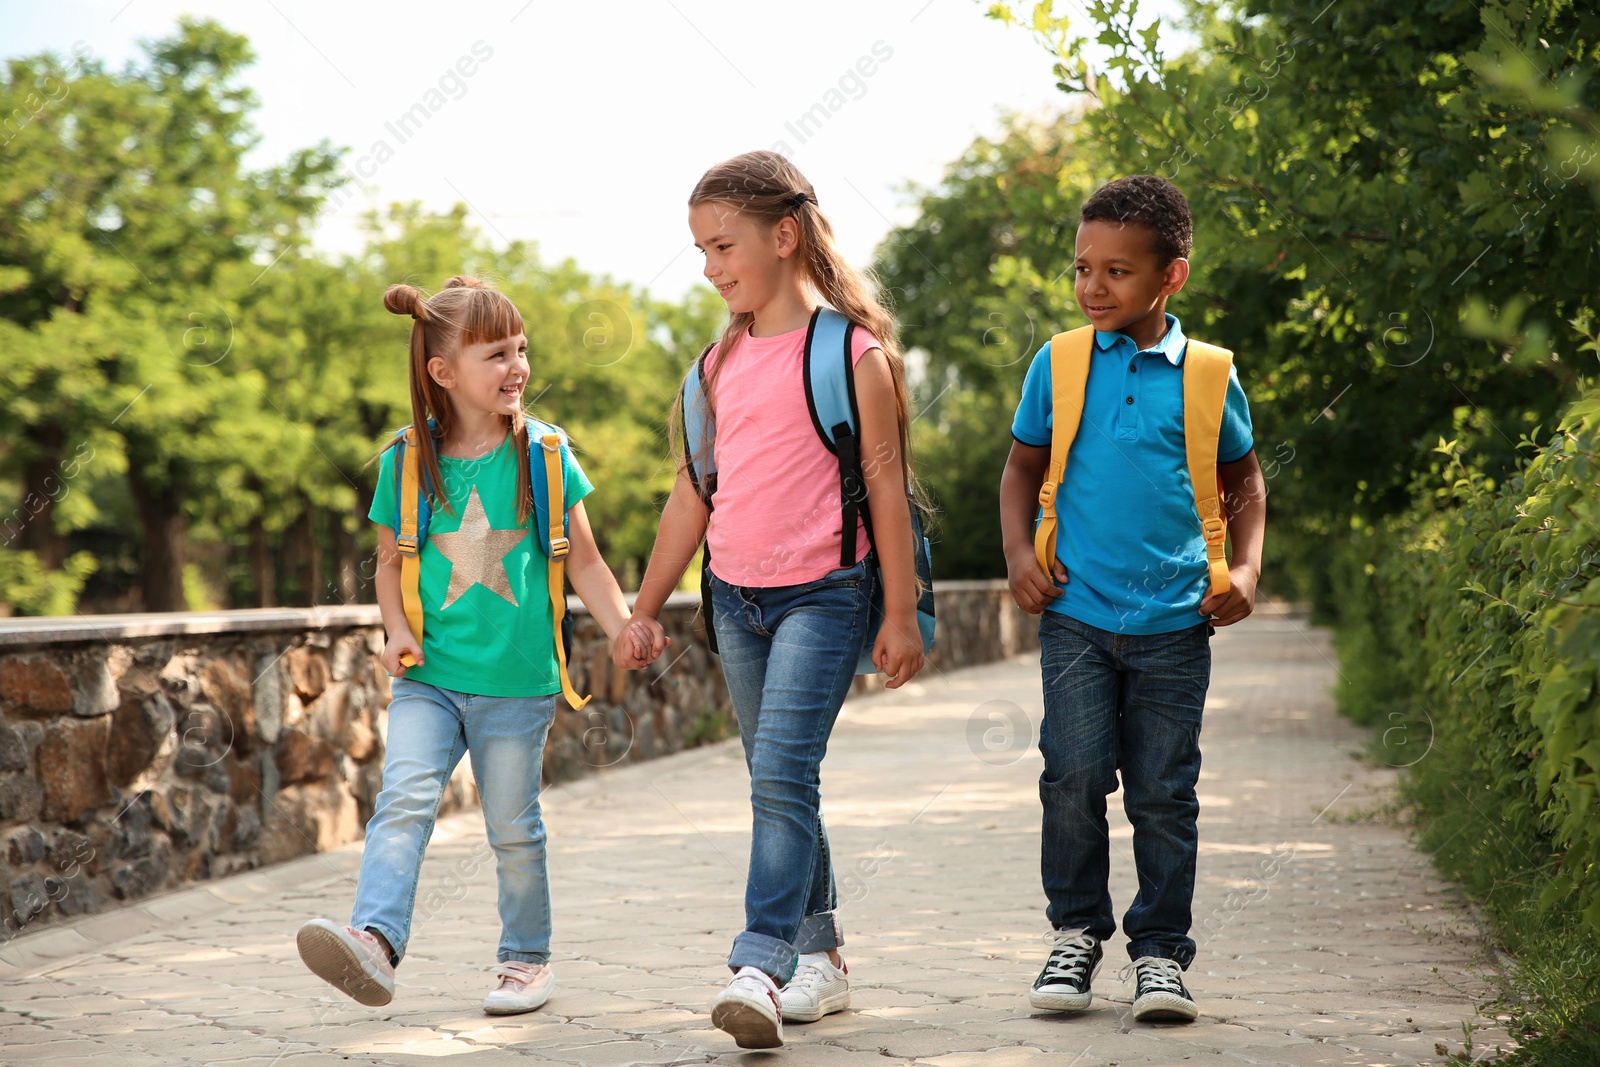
[15,425,68,570]
[249,517,274,607]
[281,504,314,606]
[126,462,188,612]
[331,510,360,605]
[308,507,325,605]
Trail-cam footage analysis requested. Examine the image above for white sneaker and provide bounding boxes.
[711,966,784,1049]
[482,960,555,1015]
[297,919,395,1007]
[780,952,850,1022]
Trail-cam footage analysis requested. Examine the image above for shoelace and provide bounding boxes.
[1039,930,1098,981]
[791,959,837,993]
[1119,956,1185,995]
[494,961,540,990]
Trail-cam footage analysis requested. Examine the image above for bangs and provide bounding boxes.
[456,289,524,347]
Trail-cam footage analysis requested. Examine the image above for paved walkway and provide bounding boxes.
[2,612,1503,1066]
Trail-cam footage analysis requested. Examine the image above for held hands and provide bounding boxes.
[1007,547,1069,615]
[1199,564,1259,627]
[873,613,925,689]
[613,612,671,670]
[382,632,424,679]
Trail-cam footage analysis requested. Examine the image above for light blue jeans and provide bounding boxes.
[351,678,557,965]
[709,557,876,984]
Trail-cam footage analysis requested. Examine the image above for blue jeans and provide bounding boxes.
[709,557,877,984]
[1037,612,1211,968]
[351,678,557,965]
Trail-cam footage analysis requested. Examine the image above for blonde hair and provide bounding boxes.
[375,276,534,524]
[683,151,925,513]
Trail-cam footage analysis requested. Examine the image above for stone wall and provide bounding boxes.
[0,582,1037,944]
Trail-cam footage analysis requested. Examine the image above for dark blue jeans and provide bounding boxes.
[1037,612,1211,968]
[709,557,876,984]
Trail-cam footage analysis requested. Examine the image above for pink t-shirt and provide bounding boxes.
[703,320,880,587]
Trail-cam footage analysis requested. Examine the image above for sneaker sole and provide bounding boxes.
[711,998,783,1049]
[781,988,850,1023]
[1029,987,1092,1012]
[483,975,554,1016]
[297,923,393,1007]
[1132,992,1198,1022]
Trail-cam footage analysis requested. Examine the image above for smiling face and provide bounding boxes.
[1073,219,1189,338]
[689,200,797,315]
[428,332,530,418]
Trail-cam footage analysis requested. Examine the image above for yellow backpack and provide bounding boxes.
[1031,325,1235,598]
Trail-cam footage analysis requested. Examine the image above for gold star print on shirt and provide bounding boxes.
[430,487,527,610]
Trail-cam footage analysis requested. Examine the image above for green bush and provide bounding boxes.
[1334,389,1600,1059]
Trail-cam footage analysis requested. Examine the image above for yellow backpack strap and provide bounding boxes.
[1183,340,1235,598]
[540,432,590,711]
[1033,326,1095,580]
[397,429,424,668]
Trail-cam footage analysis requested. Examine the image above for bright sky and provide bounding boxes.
[2,0,1098,300]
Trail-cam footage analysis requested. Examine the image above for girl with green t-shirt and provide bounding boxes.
[296,276,668,1016]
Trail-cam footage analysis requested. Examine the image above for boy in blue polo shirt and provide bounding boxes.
[1000,175,1265,1023]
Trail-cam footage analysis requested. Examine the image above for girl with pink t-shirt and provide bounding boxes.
[617,151,927,1049]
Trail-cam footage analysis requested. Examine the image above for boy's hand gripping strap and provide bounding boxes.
[1033,327,1094,581]
[397,429,424,668]
[1182,341,1235,598]
[540,431,590,711]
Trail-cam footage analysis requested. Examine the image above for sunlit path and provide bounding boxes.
[1,608,1500,1066]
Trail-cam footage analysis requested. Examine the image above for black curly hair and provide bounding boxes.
[1079,175,1193,264]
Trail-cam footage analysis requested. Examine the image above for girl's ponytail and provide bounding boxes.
[684,151,928,518]
[375,277,535,525]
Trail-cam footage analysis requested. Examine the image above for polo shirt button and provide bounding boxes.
[1129,364,1138,373]
[1125,396,1134,404]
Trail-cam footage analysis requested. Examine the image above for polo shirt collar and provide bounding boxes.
[1093,313,1187,365]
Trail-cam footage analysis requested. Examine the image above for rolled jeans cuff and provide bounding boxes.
[500,950,551,965]
[728,931,798,985]
[794,911,843,954]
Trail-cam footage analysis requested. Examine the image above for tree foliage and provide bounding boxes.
[0,20,719,614]
[875,1,1600,1056]
[882,0,1598,589]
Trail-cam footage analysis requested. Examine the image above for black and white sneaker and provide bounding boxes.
[1029,929,1103,1012]
[1128,956,1198,1022]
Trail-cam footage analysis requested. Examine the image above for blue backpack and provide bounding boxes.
[387,418,589,709]
[680,307,936,675]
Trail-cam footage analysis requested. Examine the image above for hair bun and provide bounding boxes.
[383,283,429,320]
[443,275,485,290]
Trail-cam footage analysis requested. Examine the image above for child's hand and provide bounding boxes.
[1006,548,1068,615]
[1199,565,1259,627]
[382,633,423,678]
[872,615,926,689]
[612,614,670,669]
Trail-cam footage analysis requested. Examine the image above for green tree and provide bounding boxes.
[0,18,341,610]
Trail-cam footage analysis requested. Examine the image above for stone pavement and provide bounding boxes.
[1,610,1505,1066]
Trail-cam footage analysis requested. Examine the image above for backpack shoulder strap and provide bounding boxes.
[804,307,855,448]
[529,422,590,711]
[802,307,869,566]
[526,419,571,553]
[681,346,718,503]
[395,427,425,666]
[1032,326,1094,580]
[1183,339,1234,598]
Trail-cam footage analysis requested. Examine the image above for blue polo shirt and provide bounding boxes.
[1011,314,1254,634]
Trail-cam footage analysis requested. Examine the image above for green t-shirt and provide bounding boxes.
[370,431,594,698]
